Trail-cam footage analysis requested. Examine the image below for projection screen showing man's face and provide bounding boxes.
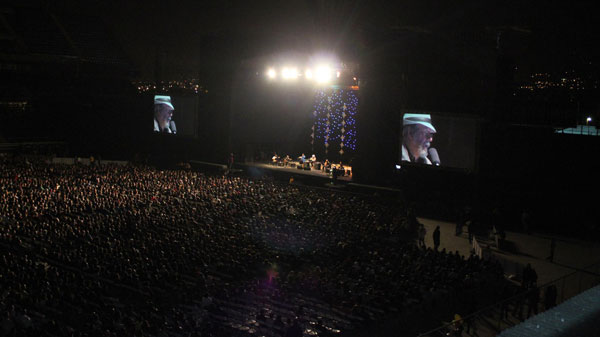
[153,95,176,134]
[401,113,478,171]
[151,95,197,138]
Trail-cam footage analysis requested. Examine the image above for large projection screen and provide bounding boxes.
[400,112,478,171]
[152,95,197,138]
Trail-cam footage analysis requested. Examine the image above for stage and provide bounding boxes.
[239,161,353,182]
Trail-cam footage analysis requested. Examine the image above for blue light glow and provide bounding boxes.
[312,89,358,160]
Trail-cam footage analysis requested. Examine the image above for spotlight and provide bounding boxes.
[305,69,313,80]
[282,67,298,80]
[315,66,331,83]
[267,68,276,79]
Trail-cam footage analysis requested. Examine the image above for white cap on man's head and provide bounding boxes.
[403,113,436,133]
[154,95,174,110]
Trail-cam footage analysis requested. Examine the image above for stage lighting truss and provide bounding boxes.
[265,62,358,88]
[305,69,313,79]
[281,67,299,80]
[266,65,334,84]
[314,66,332,84]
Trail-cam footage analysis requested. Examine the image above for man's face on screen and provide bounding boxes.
[156,105,173,128]
[409,124,434,157]
[415,125,434,148]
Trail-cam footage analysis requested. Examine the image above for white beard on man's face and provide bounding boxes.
[417,144,429,158]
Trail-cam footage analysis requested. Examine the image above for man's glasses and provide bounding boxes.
[417,131,434,138]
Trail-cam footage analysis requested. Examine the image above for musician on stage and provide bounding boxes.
[272,153,280,165]
[338,161,345,176]
[309,154,317,166]
[298,153,306,163]
[283,155,291,166]
[323,159,330,172]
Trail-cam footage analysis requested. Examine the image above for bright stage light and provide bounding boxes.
[305,69,313,80]
[314,66,331,83]
[281,67,298,80]
[267,68,276,79]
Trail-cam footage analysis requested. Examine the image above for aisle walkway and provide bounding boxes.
[418,218,600,285]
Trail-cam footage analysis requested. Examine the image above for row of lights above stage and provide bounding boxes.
[265,64,358,88]
[266,65,337,83]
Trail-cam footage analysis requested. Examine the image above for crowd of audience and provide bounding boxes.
[0,157,509,337]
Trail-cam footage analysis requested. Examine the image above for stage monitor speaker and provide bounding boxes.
[314,163,322,170]
[304,163,311,170]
